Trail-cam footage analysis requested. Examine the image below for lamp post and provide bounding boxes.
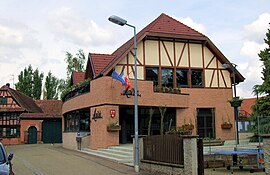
[108,15,139,172]
[223,63,240,145]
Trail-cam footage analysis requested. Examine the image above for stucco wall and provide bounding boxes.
[63,132,78,150]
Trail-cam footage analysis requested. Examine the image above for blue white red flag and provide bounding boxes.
[112,70,128,87]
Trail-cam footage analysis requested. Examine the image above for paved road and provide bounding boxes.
[4,144,265,175]
[5,144,152,175]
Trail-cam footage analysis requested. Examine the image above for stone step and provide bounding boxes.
[80,146,133,164]
[108,145,133,152]
[99,148,133,156]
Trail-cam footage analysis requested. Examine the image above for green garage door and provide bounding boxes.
[42,119,62,143]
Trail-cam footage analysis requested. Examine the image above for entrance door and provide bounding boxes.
[42,119,62,143]
[28,126,37,144]
[197,108,215,138]
[119,106,176,144]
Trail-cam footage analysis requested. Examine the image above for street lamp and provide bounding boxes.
[223,63,240,145]
[108,15,139,172]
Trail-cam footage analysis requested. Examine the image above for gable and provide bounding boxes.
[86,13,244,84]
[0,89,21,109]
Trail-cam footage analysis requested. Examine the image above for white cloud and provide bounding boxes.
[244,13,270,42]
[173,16,207,34]
[240,41,267,58]
[48,7,115,46]
[245,13,270,35]
[237,13,269,98]
[0,20,41,63]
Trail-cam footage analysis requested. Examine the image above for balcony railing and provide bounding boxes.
[62,82,90,102]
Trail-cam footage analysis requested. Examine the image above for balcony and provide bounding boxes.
[62,82,90,102]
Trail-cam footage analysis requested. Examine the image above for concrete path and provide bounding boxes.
[5,144,152,175]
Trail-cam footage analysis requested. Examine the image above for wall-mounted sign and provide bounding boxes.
[92,109,102,121]
[121,88,141,98]
[110,110,116,118]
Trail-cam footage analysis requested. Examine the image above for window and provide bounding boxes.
[191,69,203,87]
[146,67,159,86]
[161,68,174,88]
[64,110,90,132]
[0,97,7,105]
[5,127,20,138]
[79,113,90,131]
[176,69,188,87]
[64,114,79,132]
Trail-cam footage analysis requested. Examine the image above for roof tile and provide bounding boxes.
[71,72,85,85]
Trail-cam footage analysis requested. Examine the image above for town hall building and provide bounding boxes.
[62,13,245,150]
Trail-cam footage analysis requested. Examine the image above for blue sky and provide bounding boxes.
[0,0,269,98]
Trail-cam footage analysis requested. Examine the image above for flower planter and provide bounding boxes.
[183,125,194,130]
[229,97,243,107]
[221,123,232,129]
[107,125,121,132]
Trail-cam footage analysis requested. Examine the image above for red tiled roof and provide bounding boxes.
[0,85,42,113]
[86,13,244,83]
[71,72,85,85]
[240,98,257,116]
[20,113,62,119]
[35,100,62,115]
[89,54,115,77]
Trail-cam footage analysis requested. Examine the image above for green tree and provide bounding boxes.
[251,25,270,135]
[32,69,44,100]
[65,49,86,81]
[15,65,44,99]
[60,49,86,98]
[44,71,63,100]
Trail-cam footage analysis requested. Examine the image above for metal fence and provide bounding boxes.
[143,135,184,165]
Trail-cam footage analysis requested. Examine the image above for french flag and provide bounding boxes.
[112,70,129,88]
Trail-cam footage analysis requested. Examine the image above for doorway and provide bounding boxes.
[197,108,215,138]
[28,126,37,144]
[119,106,176,144]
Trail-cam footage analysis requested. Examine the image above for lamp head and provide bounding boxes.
[222,63,230,69]
[108,15,127,26]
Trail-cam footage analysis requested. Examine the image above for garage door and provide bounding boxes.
[42,119,62,143]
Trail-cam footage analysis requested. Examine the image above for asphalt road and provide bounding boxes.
[5,144,152,175]
[4,144,265,175]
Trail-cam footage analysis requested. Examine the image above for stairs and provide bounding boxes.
[80,145,134,166]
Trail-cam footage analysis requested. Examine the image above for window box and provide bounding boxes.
[183,124,194,130]
[107,125,121,132]
[221,123,232,129]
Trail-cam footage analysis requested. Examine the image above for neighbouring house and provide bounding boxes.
[62,13,245,150]
[71,72,85,86]
[239,98,256,139]
[0,83,62,145]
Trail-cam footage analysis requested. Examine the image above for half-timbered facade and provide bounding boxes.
[0,84,62,145]
[62,13,245,150]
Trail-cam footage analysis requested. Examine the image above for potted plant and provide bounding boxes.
[173,87,181,94]
[221,118,232,129]
[229,97,243,107]
[107,121,121,132]
[166,126,192,136]
[153,85,160,92]
[182,118,194,130]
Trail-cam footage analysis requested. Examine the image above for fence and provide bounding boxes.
[143,135,184,165]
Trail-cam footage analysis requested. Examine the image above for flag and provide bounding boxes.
[112,70,127,87]
[124,76,130,89]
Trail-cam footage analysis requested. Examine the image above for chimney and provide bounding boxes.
[6,83,10,88]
